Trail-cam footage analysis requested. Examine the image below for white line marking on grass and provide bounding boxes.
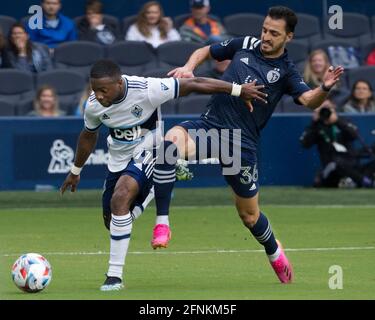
[2,205,375,212]
[1,246,374,257]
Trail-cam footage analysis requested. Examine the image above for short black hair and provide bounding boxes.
[90,59,121,80]
[268,6,298,33]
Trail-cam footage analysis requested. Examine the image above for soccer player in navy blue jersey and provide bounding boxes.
[152,6,344,283]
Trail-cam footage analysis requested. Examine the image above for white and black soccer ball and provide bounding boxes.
[11,253,52,293]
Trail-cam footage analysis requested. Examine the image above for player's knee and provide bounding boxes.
[238,209,260,228]
[111,188,132,214]
[164,127,188,157]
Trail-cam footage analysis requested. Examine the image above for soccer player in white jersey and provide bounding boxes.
[60,59,268,291]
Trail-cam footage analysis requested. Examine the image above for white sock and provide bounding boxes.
[131,187,155,221]
[267,247,281,262]
[156,215,169,226]
[108,213,132,279]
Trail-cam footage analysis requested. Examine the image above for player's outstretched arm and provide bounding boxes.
[60,129,99,195]
[298,66,344,109]
[178,77,268,112]
[168,46,211,78]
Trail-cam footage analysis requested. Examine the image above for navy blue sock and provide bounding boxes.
[153,140,179,216]
[249,212,278,255]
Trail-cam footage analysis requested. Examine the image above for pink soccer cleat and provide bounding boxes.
[151,224,172,249]
[270,240,293,284]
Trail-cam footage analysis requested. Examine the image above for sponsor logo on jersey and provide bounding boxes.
[161,82,169,91]
[131,105,143,118]
[113,126,142,142]
[102,113,110,120]
[267,68,281,83]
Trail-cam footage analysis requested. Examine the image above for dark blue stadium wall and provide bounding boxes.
[1,114,374,191]
[2,0,375,20]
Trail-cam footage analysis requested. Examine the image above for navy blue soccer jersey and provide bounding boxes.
[202,36,311,147]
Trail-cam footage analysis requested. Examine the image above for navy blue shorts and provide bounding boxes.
[102,149,156,229]
[178,119,259,198]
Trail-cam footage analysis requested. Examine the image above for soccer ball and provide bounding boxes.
[11,253,52,293]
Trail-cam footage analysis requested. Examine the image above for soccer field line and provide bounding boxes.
[1,246,374,258]
[2,204,375,212]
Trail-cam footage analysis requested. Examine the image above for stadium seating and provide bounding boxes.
[281,96,312,113]
[286,41,309,73]
[107,40,158,75]
[223,13,264,38]
[0,69,34,115]
[293,13,322,47]
[161,99,178,115]
[323,13,371,48]
[177,95,211,114]
[346,66,375,90]
[54,41,106,77]
[157,41,212,76]
[142,67,171,78]
[36,70,86,115]
[0,99,17,116]
[0,15,17,36]
[122,15,137,37]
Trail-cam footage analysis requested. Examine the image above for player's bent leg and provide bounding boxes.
[234,193,293,284]
[101,175,139,291]
[152,126,196,249]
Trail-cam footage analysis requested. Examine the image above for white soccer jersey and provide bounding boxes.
[84,75,179,172]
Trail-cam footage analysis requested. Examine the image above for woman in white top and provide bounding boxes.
[125,1,180,48]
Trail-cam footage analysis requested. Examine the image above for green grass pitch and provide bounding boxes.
[0,187,374,300]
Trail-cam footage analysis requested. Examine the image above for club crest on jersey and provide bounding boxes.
[131,104,143,118]
[267,68,280,83]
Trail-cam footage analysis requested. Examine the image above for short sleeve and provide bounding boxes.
[84,100,102,132]
[210,36,257,61]
[147,77,179,107]
[285,65,311,105]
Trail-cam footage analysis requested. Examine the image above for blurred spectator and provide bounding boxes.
[0,28,7,68]
[125,1,180,48]
[25,0,77,49]
[341,80,375,113]
[366,47,375,66]
[179,0,228,45]
[29,85,65,117]
[77,0,120,45]
[303,49,330,89]
[312,98,337,122]
[300,106,374,188]
[4,23,52,73]
[74,83,92,116]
